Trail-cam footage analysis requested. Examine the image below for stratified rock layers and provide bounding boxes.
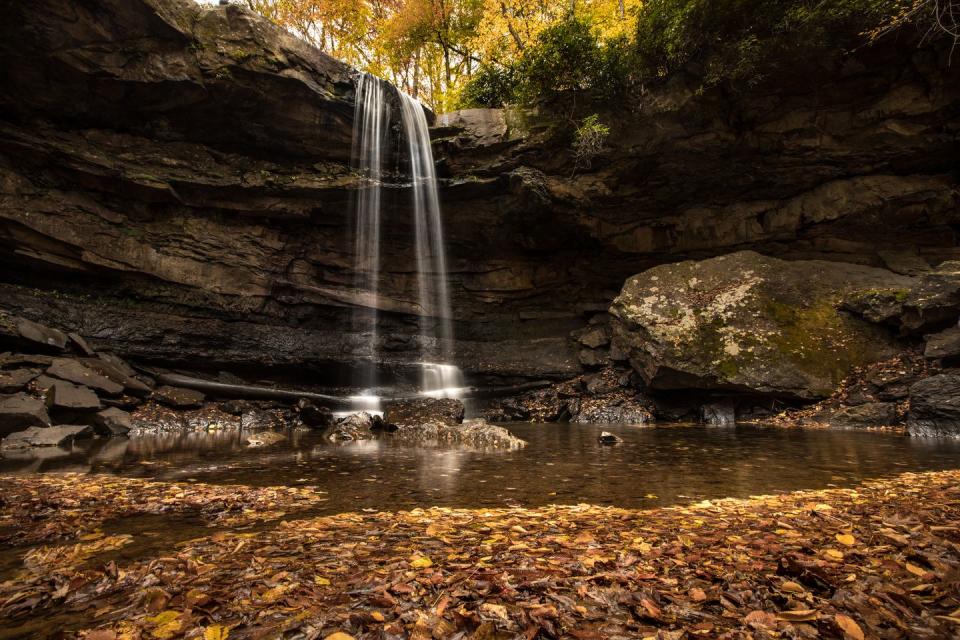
[1,0,958,386]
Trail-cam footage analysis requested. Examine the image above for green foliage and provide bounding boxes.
[635,0,912,87]
[459,17,639,108]
[572,114,611,171]
[457,64,516,108]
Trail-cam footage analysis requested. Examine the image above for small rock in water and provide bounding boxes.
[94,407,133,436]
[325,412,379,441]
[597,431,623,445]
[245,431,287,447]
[702,402,736,426]
[296,398,334,427]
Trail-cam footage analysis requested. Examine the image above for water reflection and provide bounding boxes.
[2,424,959,513]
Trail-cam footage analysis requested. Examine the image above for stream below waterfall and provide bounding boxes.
[2,423,959,513]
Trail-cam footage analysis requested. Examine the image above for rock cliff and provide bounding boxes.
[1,0,958,390]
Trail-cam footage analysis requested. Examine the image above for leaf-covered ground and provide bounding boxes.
[2,470,960,639]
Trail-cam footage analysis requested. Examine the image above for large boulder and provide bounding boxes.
[610,251,910,399]
[383,398,465,428]
[0,393,51,437]
[908,374,960,437]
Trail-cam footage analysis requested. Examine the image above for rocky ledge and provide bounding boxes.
[1,313,527,451]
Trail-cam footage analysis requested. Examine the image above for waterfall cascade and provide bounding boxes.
[350,74,390,403]
[349,74,464,400]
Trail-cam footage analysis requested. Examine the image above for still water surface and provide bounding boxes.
[3,423,960,512]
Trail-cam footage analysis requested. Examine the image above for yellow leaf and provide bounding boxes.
[906,563,928,577]
[777,609,818,622]
[370,611,385,622]
[148,611,182,640]
[836,533,856,546]
[835,614,864,640]
[203,626,230,640]
[823,549,845,561]
[324,634,356,640]
[780,581,805,594]
[410,556,433,569]
[314,576,331,586]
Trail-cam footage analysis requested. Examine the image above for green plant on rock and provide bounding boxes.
[572,114,610,173]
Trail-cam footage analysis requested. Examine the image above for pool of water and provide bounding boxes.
[3,423,960,512]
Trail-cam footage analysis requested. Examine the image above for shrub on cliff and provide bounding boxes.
[459,18,640,108]
[634,0,919,87]
[460,0,950,108]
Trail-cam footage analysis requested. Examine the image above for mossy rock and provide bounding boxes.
[609,251,914,399]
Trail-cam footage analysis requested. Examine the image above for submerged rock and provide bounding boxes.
[383,398,465,428]
[0,393,51,437]
[908,374,960,437]
[244,431,287,447]
[1,425,93,449]
[393,418,526,450]
[610,251,909,400]
[597,431,623,445]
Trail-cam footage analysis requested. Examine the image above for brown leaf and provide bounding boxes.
[835,614,864,640]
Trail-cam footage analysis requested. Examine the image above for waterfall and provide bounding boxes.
[350,73,390,399]
[349,74,464,399]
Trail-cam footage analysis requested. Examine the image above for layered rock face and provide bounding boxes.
[1,0,958,390]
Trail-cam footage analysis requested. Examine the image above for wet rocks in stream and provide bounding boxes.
[151,385,206,409]
[245,431,288,447]
[295,398,334,427]
[383,398,465,428]
[324,412,381,442]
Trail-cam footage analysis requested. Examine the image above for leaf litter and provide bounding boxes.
[0,470,958,639]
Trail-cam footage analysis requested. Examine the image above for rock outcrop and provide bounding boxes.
[0,0,956,389]
[610,251,911,399]
[908,375,960,437]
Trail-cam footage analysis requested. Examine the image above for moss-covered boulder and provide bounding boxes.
[609,251,913,399]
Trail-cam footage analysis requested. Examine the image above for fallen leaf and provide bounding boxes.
[203,626,230,640]
[836,533,856,546]
[835,614,864,640]
[777,609,819,622]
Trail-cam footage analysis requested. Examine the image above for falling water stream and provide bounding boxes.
[350,74,390,402]
[350,74,464,401]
